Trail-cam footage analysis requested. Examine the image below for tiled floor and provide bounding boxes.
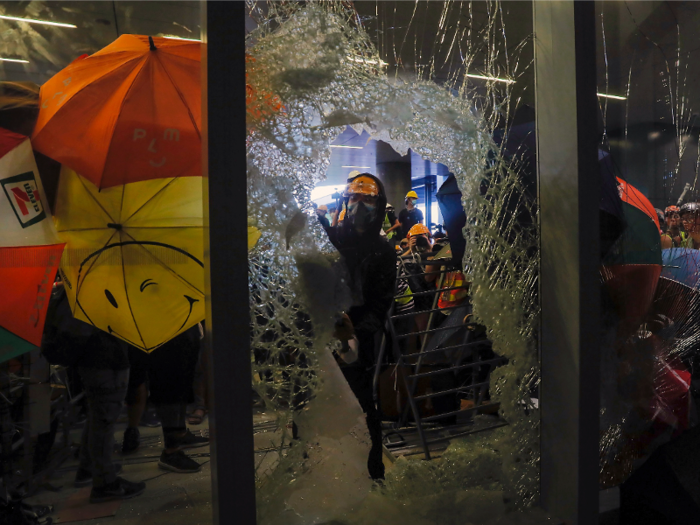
[25,412,218,525]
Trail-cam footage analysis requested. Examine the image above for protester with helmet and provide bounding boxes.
[398,190,424,239]
[383,203,401,242]
[406,223,432,254]
[325,173,396,480]
[680,202,700,248]
[315,204,330,229]
[661,205,686,249]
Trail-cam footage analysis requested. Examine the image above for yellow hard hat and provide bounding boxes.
[407,223,430,238]
[406,190,418,200]
[345,175,379,197]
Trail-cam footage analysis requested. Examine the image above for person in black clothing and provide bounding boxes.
[324,173,396,480]
[121,325,208,473]
[398,190,424,239]
[42,282,145,503]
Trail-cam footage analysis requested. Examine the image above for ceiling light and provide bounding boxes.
[0,57,29,64]
[597,93,626,100]
[342,166,372,169]
[0,15,76,28]
[330,145,363,149]
[466,73,515,84]
[162,36,201,42]
[346,56,388,67]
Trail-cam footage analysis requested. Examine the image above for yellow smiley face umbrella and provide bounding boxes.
[54,166,204,352]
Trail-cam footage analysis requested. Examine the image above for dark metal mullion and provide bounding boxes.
[201,2,256,525]
[535,1,600,522]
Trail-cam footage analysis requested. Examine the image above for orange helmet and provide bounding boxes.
[407,223,430,238]
[665,205,680,216]
[344,175,379,197]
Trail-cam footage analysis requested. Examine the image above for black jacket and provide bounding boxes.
[326,174,397,366]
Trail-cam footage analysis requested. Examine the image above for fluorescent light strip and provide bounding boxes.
[466,73,515,84]
[346,56,388,67]
[330,145,363,149]
[162,36,201,42]
[597,93,626,100]
[342,166,372,169]
[0,15,76,28]
[0,57,29,64]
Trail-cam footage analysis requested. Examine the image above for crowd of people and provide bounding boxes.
[659,203,700,249]
[38,285,210,503]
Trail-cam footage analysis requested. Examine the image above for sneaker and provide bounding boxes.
[122,427,140,454]
[158,450,202,473]
[89,477,145,503]
[74,464,122,487]
[139,408,161,428]
[172,429,209,450]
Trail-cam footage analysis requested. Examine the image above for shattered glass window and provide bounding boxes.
[597,1,700,515]
[246,2,546,522]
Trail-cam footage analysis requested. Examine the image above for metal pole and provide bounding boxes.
[535,1,600,523]
[201,2,256,524]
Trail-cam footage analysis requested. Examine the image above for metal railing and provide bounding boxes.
[374,249,506,459]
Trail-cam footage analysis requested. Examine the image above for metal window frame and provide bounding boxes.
[201,2,257,524]
[535,1,600,523]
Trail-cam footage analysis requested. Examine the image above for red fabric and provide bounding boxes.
[601,263,662,341]
[617,177,660,230]
[0,244,64,346]
[0,126,27,161]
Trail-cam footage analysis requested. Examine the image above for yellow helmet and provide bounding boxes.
[406,190,418,200]
[407,223,430,238]
[345,175,380,197]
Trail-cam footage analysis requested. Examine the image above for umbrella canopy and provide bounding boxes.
[32,35,201,190]
[602,178,662,339]
[54,166,204,352]
[0,128,64,362]
[661,248,700,289]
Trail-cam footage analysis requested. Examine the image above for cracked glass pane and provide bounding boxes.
[597,2,700,509]
[246,2,544,522]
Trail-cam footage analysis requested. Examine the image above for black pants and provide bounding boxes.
[341,364,385,480]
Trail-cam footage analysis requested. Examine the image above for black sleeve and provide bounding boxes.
[416,208,424,222]
[350,245,397,337]
[398,209,407,224]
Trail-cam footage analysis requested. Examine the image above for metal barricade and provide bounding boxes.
[374,249,507,459]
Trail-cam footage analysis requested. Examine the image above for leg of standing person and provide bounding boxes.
[187,347,208,425]
[341,364,385,480]
[76,367,145,502]
[122,346,150,454]
[149,326,209,473]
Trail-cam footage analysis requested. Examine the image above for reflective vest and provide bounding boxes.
[438,271,469,309]
[383,213,396,239]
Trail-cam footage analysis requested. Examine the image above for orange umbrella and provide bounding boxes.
[32,35,201,189]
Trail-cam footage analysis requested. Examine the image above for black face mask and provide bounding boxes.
[346,200,376,233]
